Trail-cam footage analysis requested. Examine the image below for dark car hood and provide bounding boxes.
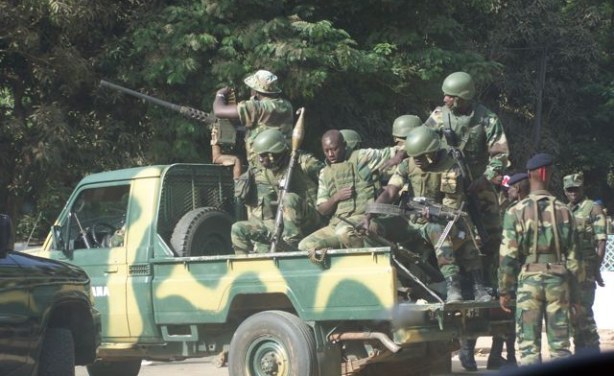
[6,250,90,282]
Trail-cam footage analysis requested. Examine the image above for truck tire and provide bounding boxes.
[39,328,75,376]
[86,359,142,376]
[170,207,233,257]
[228,310,317,376]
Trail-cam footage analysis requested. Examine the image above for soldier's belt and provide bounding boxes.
[523,262,567,275]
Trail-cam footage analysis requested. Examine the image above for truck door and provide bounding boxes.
[49,183,131,340]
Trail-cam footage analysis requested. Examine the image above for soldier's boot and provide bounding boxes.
[505,336,517,367]
[459,338,478,371]
[486,336,506,370]
[445,275,463,303]
[471,270,492,302]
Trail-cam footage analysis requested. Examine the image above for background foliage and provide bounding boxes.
[1,0,612,240]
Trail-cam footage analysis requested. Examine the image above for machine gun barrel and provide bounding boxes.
[100,80,215,124]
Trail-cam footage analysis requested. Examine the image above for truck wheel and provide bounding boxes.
[86,359,142,376]
[39,328,75,376]
[170,207,233,257]
[228,310,317,376]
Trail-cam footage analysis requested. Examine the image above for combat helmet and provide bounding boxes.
[441,72,475,100]
[252,129,289,155]
[392,115,423,138]
[340,129,362,150]
[404,126,441,157]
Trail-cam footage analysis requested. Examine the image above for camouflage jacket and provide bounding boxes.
[238,96,294,167]
[252,152,324,220]
[499,190,580,296]
[317,147,393,224]
[424,103,509,181]
[568,197,607,260]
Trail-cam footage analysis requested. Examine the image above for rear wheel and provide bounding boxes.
[228,311,317,376]
[170,207,233,257]
[39,328,75,376]
[86,359,142,376]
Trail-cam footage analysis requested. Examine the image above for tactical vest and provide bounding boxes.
[440,104,490,180]
[519,194,564,264]
[323,152,379,224]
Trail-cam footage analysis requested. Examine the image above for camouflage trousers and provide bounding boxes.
[572,259,600,353]
[298,215,368,251]
[515,271,572,365]
[370,216,482,279]
[232,193,323,254]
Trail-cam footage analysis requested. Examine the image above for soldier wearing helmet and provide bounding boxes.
[378,114,424,186]
[425,71,509,299]
[364,126,491,304]
[231,129,324,254]
[213,69,295,170]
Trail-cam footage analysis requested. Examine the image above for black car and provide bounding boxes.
[0,214,101,376]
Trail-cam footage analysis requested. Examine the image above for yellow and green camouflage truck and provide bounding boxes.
[31,163,513,376]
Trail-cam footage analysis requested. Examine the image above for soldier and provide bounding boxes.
[298,130,396,251]
[424,71,509,286]
[563,172,607,354]
[364,126,491,304]
[231,129,324,254]
[486,172,528,370]
[213,69,294,169]
[499,153,581,366]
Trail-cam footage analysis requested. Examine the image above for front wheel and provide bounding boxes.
[228,311,317,376]
[86,359,142,376]
[39,328,75,376]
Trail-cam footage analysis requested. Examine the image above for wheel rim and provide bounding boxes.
[245,335,289,376]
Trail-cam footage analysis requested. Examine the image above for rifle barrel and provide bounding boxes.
[100,80,183,112]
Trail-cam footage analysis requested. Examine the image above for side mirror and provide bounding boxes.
[0,214,13,259]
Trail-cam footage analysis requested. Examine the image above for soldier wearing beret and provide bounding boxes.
[563,172,607,354]
[498,153,581,366]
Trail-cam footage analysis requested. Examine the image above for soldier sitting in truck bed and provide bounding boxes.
[231,129,324,254]
[362,126,491,303]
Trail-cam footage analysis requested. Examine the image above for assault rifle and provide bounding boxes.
[269,108,306,253]
[443,114,490,244]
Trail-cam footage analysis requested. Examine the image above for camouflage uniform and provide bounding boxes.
[564,174,607,352]
[298,147,394,251]
[499,190,580,365]
[232,152,324,254]
[425,104,508,287]
[239,97,294,168]
[375,152,483,279]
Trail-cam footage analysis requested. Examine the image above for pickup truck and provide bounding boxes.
[31,163,513,376]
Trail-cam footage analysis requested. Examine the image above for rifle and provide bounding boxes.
[269,108,306,253]
[443,113,490,245]
[99,79,237,148]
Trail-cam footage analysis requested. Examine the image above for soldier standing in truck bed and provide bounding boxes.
[213,69,294,170]
[499,153,581,366]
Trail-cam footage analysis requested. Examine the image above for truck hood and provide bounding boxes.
[7,250,90,282]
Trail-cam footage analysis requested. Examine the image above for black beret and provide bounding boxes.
[526,153,553,170]
[508,172,528,186]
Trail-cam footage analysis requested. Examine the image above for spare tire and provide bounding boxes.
[170,207,233,257]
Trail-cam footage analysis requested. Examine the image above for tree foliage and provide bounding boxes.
[0,0,612,238]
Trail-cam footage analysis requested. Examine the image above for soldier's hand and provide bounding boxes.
[334,187,354,202]
[359,215,372,232]
[499,294,512,313]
